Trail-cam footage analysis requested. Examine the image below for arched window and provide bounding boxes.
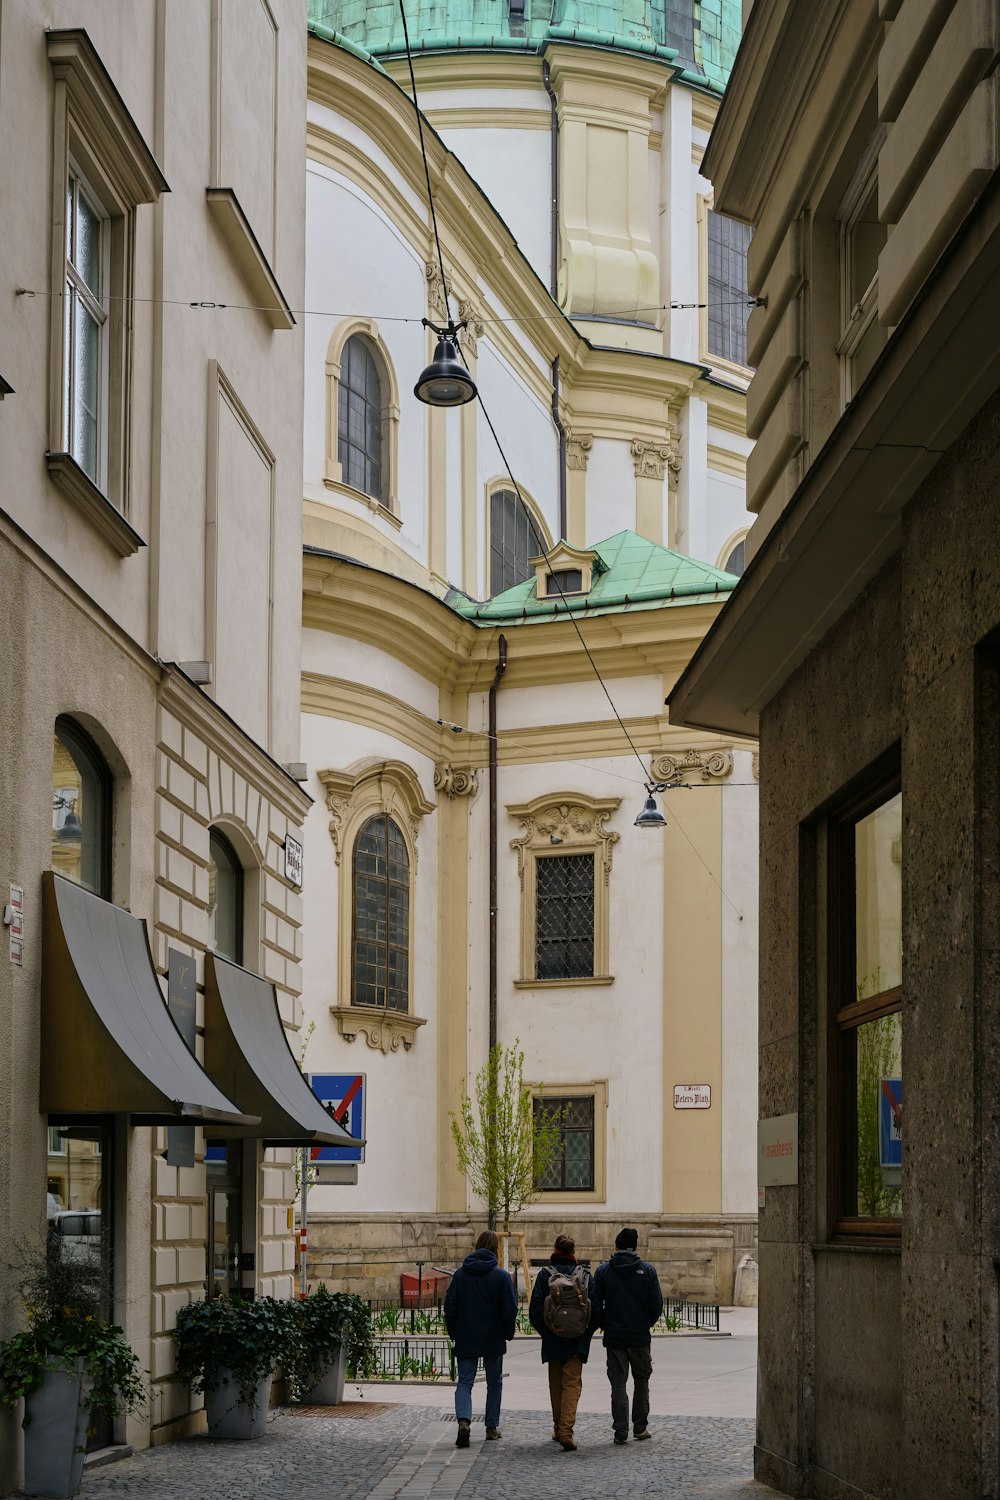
[352,814,409,1012]
[723,536,747,577]
[52,717,111,897]
[490,488,539,596]
[208,829,243,964]
[338,334,385,502]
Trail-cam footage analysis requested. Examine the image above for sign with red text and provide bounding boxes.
[673,1083,711,1109]
[758,1112,798,1186]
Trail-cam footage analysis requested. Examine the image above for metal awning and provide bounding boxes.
[204,953,362,1146]
[41,872,258,1126]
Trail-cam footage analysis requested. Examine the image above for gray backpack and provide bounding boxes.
[543,1266,590,1338]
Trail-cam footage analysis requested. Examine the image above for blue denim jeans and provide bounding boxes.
[455,1355,503,1429]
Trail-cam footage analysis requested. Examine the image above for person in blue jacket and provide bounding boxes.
[444,1229,517,1447]
[591,1226,664,1443]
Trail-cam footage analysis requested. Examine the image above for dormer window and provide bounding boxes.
[546,569,583,596]
[532,542,601,599]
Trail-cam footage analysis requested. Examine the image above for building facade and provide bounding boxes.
[0,3,328,1484]
[299,1,761,1301]
[671,0,1000,1495]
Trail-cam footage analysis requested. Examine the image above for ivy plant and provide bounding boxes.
[174,1296,287,1413]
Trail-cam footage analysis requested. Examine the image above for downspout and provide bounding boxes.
[543,60,568,541]
[487,632,508,1230]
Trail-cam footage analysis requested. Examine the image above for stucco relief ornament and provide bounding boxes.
[566,432,593,471]
[322,787,350,866]
[510,801,620,887]
[752,754,760,782]
[456,297,485,358]
[434,764,479,799]
[650,749,734,783]
[425,262,452,322]
[630,437,681,486]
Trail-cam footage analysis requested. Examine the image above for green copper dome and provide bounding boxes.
[308,0,740,91]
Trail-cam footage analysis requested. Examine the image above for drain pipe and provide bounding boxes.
[487,633,507,1232]
[551,356,568,541]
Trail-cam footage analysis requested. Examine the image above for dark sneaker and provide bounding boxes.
[634,1430,652,1441]
[560,1438,577,1451]
[456,1421,471,1449]
[486,1428,501,1440]
[614,1434,628,1445]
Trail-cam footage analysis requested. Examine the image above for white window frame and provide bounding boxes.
[63,166,111,492]
[836,132,888,409]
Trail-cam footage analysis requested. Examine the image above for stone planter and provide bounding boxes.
[204,1371,272,1440]
[23,1361,92,1498]
[302,1343,347,1405]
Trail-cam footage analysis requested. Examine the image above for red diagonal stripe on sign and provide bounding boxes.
[333,1075,363,1124]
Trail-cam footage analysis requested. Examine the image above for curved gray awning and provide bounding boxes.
[41,872,258,1126]
[204,953,362,1146]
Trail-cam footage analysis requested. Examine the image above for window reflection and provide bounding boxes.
[52,718,109,896]
[854,792,902,999]
[208,830,243,964]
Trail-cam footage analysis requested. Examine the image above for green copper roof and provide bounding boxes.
[308,0,740,90]
[447,530,739,623]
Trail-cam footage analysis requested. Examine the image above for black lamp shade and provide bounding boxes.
[414,335,477,407]
[634,793,667,829]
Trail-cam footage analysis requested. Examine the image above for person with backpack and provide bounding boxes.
[444,1229,518,1447]
[528,1233,597,1451]
[591,1226,664,1444]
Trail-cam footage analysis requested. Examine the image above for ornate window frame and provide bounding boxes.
[318,759,433,1052]
[528,1080,608,1205]
[508,793,621,987]
[324,318,401,524]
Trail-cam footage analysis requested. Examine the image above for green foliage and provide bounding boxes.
[174,1296,287,1412]
[0,1244,145,1421]
[662,1313,680,1332]
[449,1041,563,1230]
[313,1291,377,1381]
[856,1012,902,1217]
[282,1286,378,1399]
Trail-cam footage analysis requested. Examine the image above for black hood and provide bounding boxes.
[461,1248,499,1275]
[609,1249,642,1274]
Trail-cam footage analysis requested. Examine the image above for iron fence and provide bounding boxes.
[370,1335,455,1381]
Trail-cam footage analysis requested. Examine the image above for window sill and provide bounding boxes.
[513,975,614,989]
[533,1188,606,1205]
[206,188,295,330]
[322,476,402,530]
[46,452,145,557]
[330,1003,426,1054]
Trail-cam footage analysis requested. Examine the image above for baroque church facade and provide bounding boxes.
[299,0,760,1298]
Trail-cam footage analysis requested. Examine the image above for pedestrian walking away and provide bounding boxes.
[592,1225,664,1444]
[528,1232,598,1451]
[444,1229,518,1447]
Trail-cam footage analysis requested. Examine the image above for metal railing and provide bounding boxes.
[659,1298,720,1331]
[369,1335,455,1380]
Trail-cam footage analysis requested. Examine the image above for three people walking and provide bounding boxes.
[444,1229,518,1446]
[446,1223,664,1451]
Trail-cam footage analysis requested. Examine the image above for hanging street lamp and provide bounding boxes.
[414,319,477,407]
[634,779,690,828]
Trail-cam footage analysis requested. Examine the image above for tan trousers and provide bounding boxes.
[547,1357,584,1441]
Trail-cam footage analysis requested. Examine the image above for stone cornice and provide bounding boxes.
[330,1003,427,1053]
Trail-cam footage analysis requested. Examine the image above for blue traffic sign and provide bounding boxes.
[309,1072,366,1164]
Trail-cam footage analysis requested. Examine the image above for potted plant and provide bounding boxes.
[173,1296,286,1440]
[0,1246,145,1499]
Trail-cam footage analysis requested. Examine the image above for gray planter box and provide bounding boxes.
[303,1343,347,1405]
[204,1371,272,1440]
[23,1362,92,1498]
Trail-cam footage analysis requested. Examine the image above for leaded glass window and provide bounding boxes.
[723,537,746,577]
[338,335,384,501]
[490,488,536,596]
[352,814,409,1011]
[708,210,752,367]
[534,1095,595,1191]
[535,853,595,980]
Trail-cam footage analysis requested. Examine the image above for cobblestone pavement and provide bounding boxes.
[79,1405,763,1500]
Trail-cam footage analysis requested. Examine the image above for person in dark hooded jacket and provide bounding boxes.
[444,1229,517,1446]
[528,1233,597,1451]
[592,1226,664,1443]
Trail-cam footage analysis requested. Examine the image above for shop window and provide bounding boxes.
[830,767,903,1234]
[52,717,111,898]
[707,210,752,368]
[352,814,410,1012]
[208,829,243,964]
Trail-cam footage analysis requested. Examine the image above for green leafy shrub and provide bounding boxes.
[174,1296,287,1411]
[0,1244,145,1421]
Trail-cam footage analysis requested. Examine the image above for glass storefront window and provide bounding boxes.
[52,718,110,897]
